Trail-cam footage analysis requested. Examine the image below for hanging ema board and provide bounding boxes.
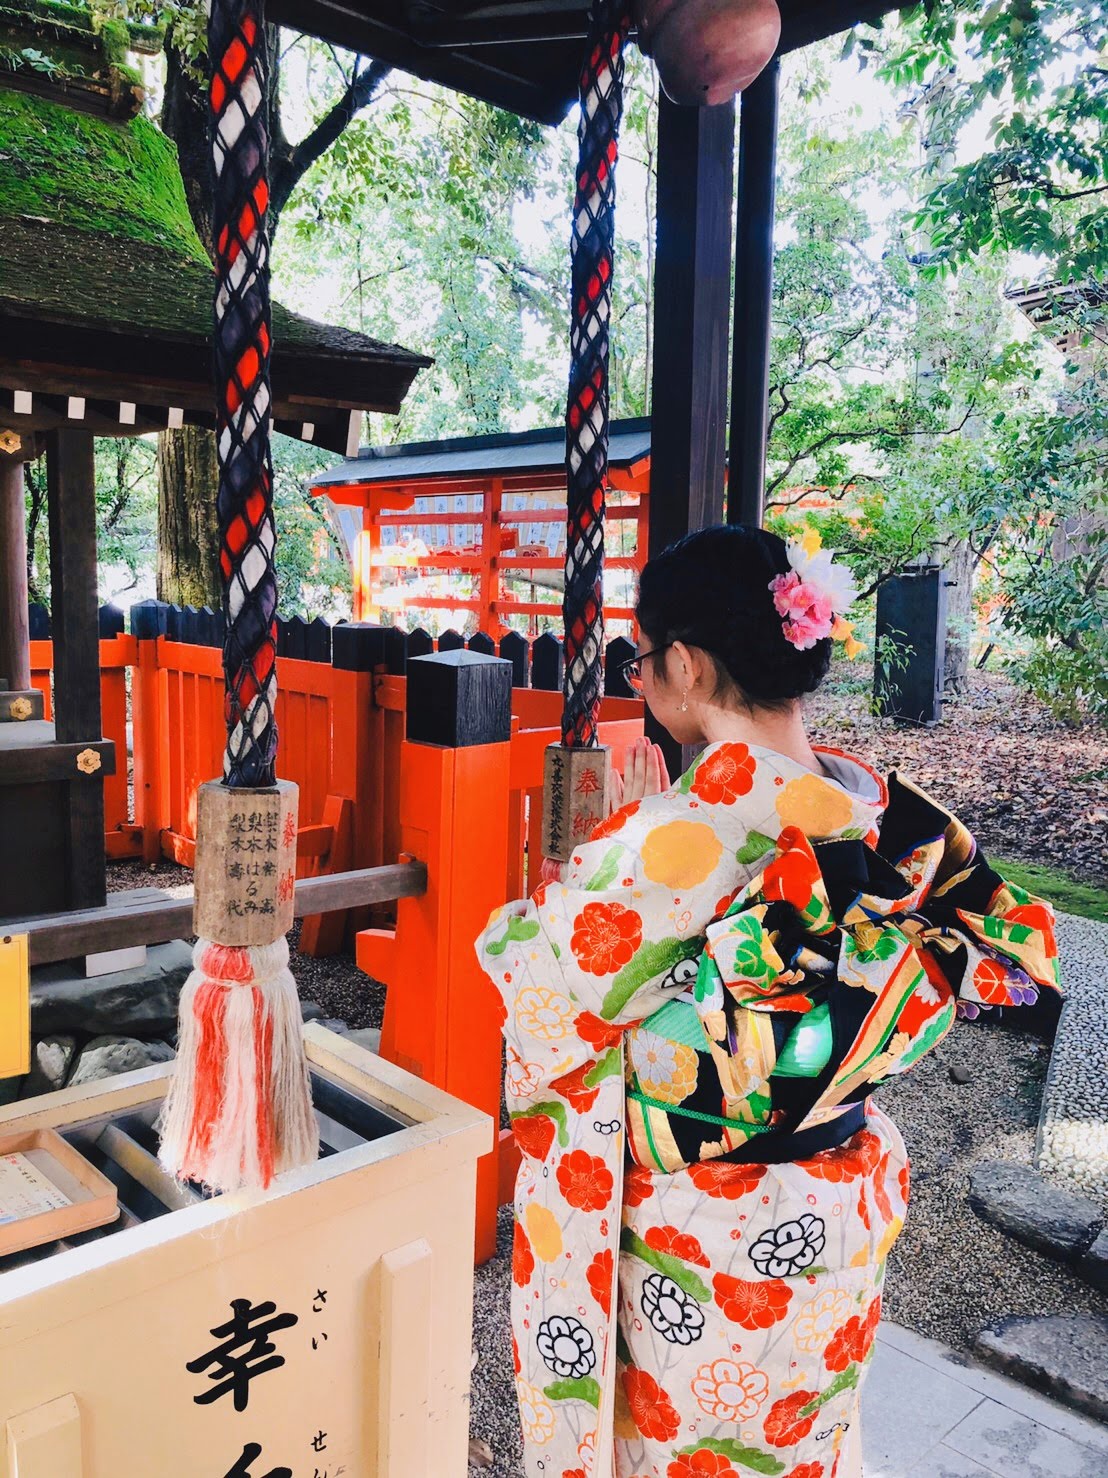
[0,1127,119,1255]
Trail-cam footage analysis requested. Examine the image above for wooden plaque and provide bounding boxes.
[541,743,611,862]
[193,779,299,944]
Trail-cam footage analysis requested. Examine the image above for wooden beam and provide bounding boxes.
[14,861,429,966]
[0,458,30,690]
[45,428,106,910]
[648,96,736,558]
[728,59,780,528]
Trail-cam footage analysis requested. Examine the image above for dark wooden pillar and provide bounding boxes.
[648,96,736,558]
[646,98,736,779]
[728,59,780,528]
[46,429,106,908]
[0,456,31,690]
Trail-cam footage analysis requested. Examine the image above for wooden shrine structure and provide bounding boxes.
[0,3,428,922]
[310,418,651,633]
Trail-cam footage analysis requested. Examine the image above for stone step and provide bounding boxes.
[975,1315,1108,1427]
[969,1160,1106,1292]
[1036,912,1108,1208]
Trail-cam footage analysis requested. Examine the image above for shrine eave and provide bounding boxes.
[267,0,910,125]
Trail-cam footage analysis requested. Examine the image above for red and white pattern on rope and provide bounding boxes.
[563,2,629,749]
[210,3,280,786]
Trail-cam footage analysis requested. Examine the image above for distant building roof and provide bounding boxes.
[310,417,651,491]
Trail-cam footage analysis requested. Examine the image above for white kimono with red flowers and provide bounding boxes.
[477,741,907,1478]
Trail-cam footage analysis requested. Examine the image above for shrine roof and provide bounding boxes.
[310,417,651,491]
[268,0,910,125]
[0,87,430,448]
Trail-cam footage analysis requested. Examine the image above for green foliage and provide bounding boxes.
[95,437,157,595]
[0,89,205,258]
[277,60,551,440]
[271,434,352,619]
[879,4,1108,284]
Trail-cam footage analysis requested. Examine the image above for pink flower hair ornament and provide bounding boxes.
[768,531,863,657]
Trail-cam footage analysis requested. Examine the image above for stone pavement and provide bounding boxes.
[863,1321,1108,1477]
[1036,911,1108,1206]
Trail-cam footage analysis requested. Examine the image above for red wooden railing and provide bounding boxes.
[29,614,644,963]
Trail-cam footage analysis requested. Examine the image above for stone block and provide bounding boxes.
[968,1159,1102,1261]
[85,945,147,978]
[30,939,193,1038]
[1077,1228,1108,1293]
[19,1033,77,1098]
[975,1315,1108,1425]
[67,1035,175,1088]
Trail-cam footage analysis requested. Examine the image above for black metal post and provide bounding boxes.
[727,58,780,528]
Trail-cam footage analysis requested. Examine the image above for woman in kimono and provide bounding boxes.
[476,525,1059,1478]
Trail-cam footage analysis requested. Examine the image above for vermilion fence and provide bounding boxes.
[27,602,643,953]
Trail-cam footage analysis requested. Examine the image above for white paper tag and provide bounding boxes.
[0,1152,72,1224]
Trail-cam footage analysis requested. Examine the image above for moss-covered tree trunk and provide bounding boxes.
[157,423,221,606]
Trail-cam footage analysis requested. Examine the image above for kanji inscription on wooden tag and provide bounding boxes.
[541,743,610,863]
[193,779,299,944]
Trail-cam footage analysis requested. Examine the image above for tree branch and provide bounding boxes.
[271,58,393,219]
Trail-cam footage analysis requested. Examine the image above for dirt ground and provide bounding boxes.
[808,670,1108,885]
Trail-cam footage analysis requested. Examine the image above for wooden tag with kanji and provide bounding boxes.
[541,743,610,863]
[193,780,299,944]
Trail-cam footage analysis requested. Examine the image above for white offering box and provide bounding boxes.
[0,1025,491,1478]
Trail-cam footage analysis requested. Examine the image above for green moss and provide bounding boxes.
[0,0,96,36]
[97,16,126,63]
[994,857,1108,924]
[0,88,207,261]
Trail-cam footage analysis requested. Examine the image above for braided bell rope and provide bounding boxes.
[563,0,630,749]
[210,0,279,787]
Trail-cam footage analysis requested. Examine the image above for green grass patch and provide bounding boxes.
[995,858,1108,924]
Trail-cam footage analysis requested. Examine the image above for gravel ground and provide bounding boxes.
[1035,913,1108,1205]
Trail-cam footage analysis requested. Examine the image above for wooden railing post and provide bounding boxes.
[130,600,170,865]
[299,622,383,955]
[358,649,513,1264]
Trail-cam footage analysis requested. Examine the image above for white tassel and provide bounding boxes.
[158,937,318,1194]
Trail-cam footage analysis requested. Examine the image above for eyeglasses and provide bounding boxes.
[619,644,672,692]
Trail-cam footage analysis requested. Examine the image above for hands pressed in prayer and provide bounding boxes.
[538,738,671,886]
[610,736,670,811]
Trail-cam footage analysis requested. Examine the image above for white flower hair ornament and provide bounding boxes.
[768,529,864,658]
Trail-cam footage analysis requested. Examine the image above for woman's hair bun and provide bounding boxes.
[634,523,832,708]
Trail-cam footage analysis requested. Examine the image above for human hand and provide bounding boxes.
[618,736,671,807]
